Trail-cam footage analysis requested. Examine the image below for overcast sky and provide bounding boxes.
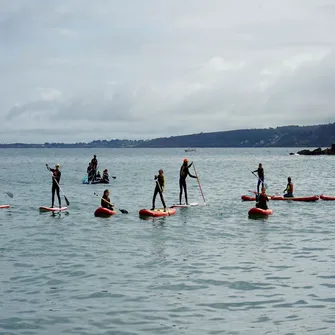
[1,0,335,143]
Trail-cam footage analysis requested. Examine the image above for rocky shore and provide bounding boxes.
[291,144,335,155]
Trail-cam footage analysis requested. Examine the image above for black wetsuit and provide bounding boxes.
[48,168,61,207]
[87,166,94,182]
[101,195,113,210]
[102,172,109,183]
[91,158,98,178]
[179,162,197,204]
[253,167,264,194]
[256,193,268,210]
[152,174,166,209]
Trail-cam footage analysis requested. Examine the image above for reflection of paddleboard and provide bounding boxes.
[170,203,199,208]
[0,205,10,209]
[39,206,68,212]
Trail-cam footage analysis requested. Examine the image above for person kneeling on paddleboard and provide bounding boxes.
[151,169,167,211]
[256,187,269,210]
[252,163,264,194]
[179,158,197,205]
[102,169,109,183]
[46,163,61,208]
[283,177,294,197]
[101,189,114,210]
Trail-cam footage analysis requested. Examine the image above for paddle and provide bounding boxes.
[1,190,13,198]
[93,192,128,214]
[46,164,70,206]
[251,171,268,190]
[193,162,206,205]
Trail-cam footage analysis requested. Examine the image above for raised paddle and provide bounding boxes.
[46,164,70,206]
[1,190,13,198]
[93,192,128,214]
[193,162,206,205]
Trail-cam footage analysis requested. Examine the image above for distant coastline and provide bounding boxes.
[1,122,335,148]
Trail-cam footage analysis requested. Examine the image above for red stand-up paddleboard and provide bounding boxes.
[270,195,319,202]
[320,194,335,201]
[39,206,68,212]
[139,208,176,217]
[241,195,256,201]
[94,207,117,217]
[241,195,272,201]
[0,205,10,209]
[248,207,273,217]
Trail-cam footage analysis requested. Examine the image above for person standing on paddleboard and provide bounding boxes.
[91,155,98,179]
[151,169,167,211]
[283,177,294,197]
[101,189,114,210]
[256,187,269,210]
[179,158,197,205]
[46,163,61,208]
[252,163,264,194]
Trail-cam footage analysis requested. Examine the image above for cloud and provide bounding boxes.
[1,0,335,143]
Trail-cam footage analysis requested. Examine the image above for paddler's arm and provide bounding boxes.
[46,164,55,174]
[187,169,197,178]
[188,162,194,168]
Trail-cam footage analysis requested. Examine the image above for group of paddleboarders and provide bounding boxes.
[253,163,294,210]
[87,155,110,184]
[45,157,198,210]
[151,158,198,211]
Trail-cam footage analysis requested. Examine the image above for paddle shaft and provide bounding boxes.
[193,163,206,204]
[252,172,268,190]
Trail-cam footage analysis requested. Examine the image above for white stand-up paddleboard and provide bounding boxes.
[39,206,68,212]
[170,202,199,208]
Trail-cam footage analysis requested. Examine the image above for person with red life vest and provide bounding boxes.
[283,177,294,197]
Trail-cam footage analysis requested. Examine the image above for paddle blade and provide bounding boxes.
[5,191,14,198]
[112,176,116,179]
[64,195,70,206]
[119,209,128,214]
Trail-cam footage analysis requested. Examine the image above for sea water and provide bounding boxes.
[0,148,334,334]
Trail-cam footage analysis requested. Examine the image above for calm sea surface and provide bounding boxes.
[0,148,334,334]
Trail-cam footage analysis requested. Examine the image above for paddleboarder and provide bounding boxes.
[252,163,264,194]
[102,169,109,182]
[46,163,61,208]
[283,177,294,197]
[151,169,166,211]
[101,189,114,210]
[179,158,197,205]
[256,187,269,210]
[91,155,98,179]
